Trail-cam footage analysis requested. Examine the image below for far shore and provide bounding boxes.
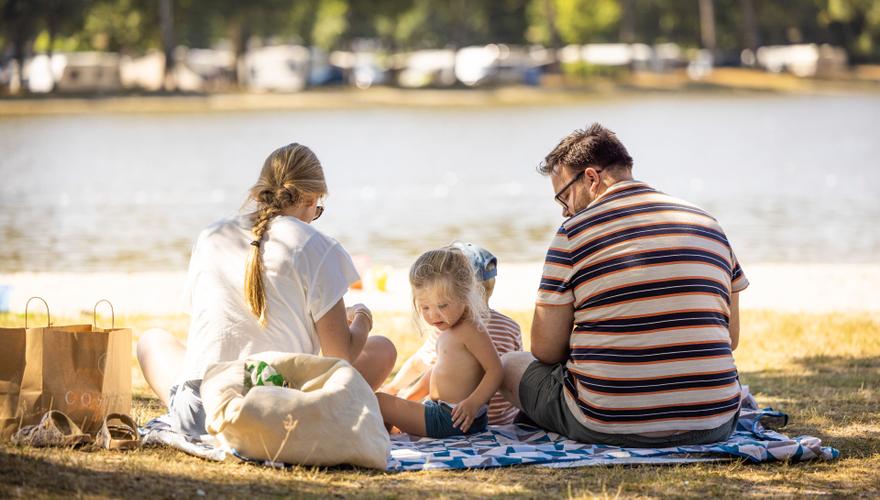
[1,262,878,317]
[2,68,879,117]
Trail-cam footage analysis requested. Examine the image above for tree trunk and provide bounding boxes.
[4,0,36,94]
[47,25,56,93]
[741,0,759,61]
[542,0,562,75]
[698,0,717,57]
[544,0,562,49]
[231,19,251,89]
[12,38,26,94]
[159,0,176,91]
[620,0,636,44]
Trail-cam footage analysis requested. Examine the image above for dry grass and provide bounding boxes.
[1,309,879,499]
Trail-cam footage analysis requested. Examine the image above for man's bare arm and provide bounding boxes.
[530,303,575,364]
[729,292,740,351]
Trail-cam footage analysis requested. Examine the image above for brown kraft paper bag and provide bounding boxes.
[0,300,131,440]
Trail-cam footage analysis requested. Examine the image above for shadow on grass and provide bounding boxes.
[3,354,875,498]
[0,449,332,498]
[740,354,880,458]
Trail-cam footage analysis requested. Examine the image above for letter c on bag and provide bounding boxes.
[97,353,108,376]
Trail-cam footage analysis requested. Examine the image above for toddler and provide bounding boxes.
[376,247,503,437]
[381,242,523,425]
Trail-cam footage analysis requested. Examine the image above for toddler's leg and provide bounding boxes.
[376,393,427,436]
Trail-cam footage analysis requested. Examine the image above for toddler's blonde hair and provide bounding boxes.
[409,247,489,331]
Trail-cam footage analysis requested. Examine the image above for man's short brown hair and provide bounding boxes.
[539,123,634,175]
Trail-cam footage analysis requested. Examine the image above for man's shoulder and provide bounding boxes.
[561,180,655,229]
[564,182,720,234]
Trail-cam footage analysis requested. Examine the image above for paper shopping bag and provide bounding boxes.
[0,298,131,440]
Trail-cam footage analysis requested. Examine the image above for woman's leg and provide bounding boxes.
[352,335,397,390]
[136,328,186,408]
[376,392,427,436]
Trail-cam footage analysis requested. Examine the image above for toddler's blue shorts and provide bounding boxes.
[424,400,488,438]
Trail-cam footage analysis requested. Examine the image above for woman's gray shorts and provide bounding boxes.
[168,379,207,437]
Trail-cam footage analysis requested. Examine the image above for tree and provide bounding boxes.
[698,0,716,54]
[159,0,174,90]
[1,0,41,92]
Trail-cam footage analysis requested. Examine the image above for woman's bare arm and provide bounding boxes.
[315,299,370,362]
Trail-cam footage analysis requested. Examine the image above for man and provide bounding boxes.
[501,123,748,447]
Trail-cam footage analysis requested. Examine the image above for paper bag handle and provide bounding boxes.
[93,299,115,329]
[25,296,51,328]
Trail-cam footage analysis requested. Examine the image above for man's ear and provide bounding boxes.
[583,166,601,185]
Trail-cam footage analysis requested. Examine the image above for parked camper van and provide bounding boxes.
[245,45,310,92]
[25,52,121,93]
[454,44,531,87]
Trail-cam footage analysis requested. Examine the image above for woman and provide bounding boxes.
[137,143,396,437]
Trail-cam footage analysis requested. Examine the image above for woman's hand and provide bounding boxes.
[451,397,482,433]
[345,303,373,331]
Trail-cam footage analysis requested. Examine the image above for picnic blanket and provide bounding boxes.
[141,386,839,471]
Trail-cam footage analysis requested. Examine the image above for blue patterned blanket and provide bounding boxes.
[142,388,839,471]
[387,392,838,471]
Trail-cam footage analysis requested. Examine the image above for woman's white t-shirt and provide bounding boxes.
[178,215,359,382]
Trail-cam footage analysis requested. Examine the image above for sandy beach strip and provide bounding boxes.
[2,69,879,117]
[1,262,878,318]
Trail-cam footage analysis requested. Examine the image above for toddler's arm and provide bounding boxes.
[381,352,430,395]
[399,369,431,401]
[451,324,503,432]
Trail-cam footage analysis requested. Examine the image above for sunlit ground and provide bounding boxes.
[1,309,878,498]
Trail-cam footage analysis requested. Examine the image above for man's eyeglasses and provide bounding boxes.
[553,168,602,214]
[554,171,583,214]
[313,204,324,221]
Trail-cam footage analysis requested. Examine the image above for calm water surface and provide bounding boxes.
[1,94,879,272]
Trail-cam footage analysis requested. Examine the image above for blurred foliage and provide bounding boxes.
[2,0,880,62]
[562,60,630,78]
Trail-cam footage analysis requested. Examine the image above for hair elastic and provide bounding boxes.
[250,240,261,247]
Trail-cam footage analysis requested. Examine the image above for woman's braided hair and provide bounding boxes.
[245,143,327,326]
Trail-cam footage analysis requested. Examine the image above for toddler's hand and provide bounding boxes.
[451,398,481,433]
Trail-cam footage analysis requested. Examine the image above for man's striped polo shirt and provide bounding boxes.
[537,180,749,435]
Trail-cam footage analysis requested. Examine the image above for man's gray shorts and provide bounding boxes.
[518,361,739,448]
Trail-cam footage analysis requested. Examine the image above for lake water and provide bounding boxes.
[1,94,879,273]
